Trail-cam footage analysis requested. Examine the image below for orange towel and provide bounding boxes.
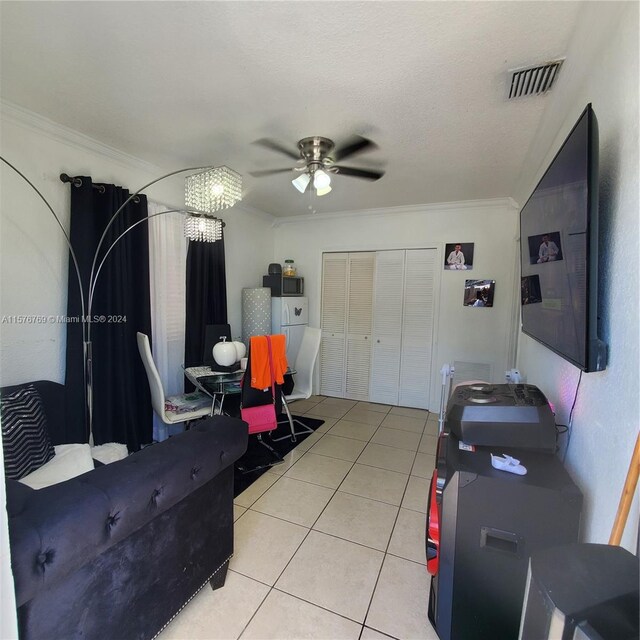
[249,334,288,390]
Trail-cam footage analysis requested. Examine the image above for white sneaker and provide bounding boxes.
[490,453,527,475]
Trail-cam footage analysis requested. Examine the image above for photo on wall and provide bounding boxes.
[444,242,474,270]
[463,279,495,307]
[521,275,542,305]
[527,231,563,265]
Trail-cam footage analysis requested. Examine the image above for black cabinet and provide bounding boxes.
[427,435,582,640]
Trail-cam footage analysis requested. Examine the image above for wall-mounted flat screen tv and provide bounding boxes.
[520,104,606,372]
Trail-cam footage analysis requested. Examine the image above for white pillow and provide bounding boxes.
[18,443,94,490]
[90,442,128,464]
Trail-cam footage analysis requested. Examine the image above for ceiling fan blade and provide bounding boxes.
[249,168,293,177]
[253,138,300,160]
[333,166,385,181]
[333,136,377,162]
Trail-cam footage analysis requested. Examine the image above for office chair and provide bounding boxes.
[137,332,213,426]
[272,326,322,442]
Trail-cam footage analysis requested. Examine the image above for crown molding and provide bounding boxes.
[0,100,164,175]
[272,196,518,227]
[1,100,277,222]
[1,101,517,224]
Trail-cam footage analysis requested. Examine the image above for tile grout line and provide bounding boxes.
[359,423,423,632]
[249,414,378,630]
[243,417,361,621]
[269,586,380,630]
[294,409,393,634]
[372,415,427,624]
[233,399,432,639]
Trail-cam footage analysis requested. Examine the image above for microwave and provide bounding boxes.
[262,275,304,297]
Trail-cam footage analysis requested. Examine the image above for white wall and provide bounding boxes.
[0,104,275,385]
[0,104,275,634]
[515,3,639,552]
[0,105,184,386]
[223,203,276,339]
[274,199,519,410]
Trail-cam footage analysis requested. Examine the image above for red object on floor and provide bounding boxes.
[427,469,440,575]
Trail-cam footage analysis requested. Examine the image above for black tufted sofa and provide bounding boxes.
[3,381,248,640]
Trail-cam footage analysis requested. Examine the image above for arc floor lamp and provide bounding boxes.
[0,157,242,443]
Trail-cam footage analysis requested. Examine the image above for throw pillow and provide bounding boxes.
[19,443,94,490]
[90,442,128,464]
[1,385,55,479]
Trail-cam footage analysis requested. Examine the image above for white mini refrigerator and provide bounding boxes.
[271,296,308,366]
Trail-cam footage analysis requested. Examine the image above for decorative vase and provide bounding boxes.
[242,287,272,343]
[232,341,247,361]
[212,337,237,367]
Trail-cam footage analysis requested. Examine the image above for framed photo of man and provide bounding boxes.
[527,231,563,265]
[444,242,474,270]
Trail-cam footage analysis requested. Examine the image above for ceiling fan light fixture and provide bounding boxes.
[316,185,332,196]
[292,173,311,193]
[313,169,331,190]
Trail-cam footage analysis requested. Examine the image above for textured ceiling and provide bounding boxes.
[0,1,583,217]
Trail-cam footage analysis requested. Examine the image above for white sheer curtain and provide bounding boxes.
[148,201,188,441]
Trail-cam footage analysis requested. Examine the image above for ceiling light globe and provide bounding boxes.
[292,173,311,193]
[316,185,332,197]
[313,169,331,190]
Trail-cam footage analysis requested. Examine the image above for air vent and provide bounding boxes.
[508,59,564,99]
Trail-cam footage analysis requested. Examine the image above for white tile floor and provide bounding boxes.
[159,396,440,640]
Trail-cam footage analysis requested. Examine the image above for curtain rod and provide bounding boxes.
[59,173,226,227]
[60,173,140,202]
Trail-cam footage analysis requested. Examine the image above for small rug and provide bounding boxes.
[233,414,324,497]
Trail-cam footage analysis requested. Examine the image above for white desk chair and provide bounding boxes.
[273,326,322,442]
[137,332,213,426]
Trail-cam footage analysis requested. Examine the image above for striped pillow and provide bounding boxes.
[1,385,55,479]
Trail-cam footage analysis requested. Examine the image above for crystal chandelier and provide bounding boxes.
[183,213,223,243]
[184,166,242,213]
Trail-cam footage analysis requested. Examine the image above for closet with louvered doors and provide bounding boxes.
[319,252,348,398]
[344,252,375,401]
[398,248,437,409]
[368,250,404,405]
[368,249,436,409]
[320,252,375,400]
[320,249,436,409]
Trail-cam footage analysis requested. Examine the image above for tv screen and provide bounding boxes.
[520,104,606,372]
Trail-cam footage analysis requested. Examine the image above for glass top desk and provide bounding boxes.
[184,366,299,441]
[184,367,243,414]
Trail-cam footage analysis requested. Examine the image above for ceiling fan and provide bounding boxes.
[250,135,385,196]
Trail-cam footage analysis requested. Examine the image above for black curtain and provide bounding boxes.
[65,178,153,450]
[184,233,228,382]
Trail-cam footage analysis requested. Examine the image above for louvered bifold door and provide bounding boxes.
[320,253,348,397]
[369,250,405,405]
[345,252,375,401]
[399,249,437,409]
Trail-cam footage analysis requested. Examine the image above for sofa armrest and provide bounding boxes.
[8,415,248,606]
